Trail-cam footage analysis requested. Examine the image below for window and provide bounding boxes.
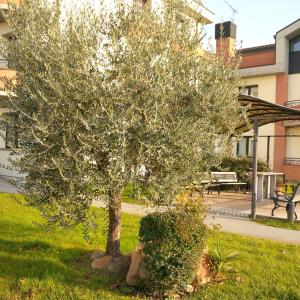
[240,85,258,97]
[290,36,300,52]
[0,113,19,149]
[286,127,300,164]
[236,136,253,157]
[289,36,300,74]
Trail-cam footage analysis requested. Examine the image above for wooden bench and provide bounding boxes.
[272,183,300,219]
[201,172,247,195]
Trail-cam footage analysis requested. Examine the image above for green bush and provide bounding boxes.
[209,240,239,279]
[213,157,270,183]
[139,201,207,295]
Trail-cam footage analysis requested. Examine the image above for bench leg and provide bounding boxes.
[284,204,298,219]
[271,202,281,216]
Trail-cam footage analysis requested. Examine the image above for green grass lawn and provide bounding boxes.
[1,194,300,299]
[254,218,300,231]
[121,183,148,205]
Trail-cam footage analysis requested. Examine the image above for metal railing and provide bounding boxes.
[0,59,8,69]
[285,100,300,107]
[285,157,300,165]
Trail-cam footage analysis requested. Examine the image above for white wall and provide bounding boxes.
[288,74,300,101]
[0,149,23,178]
[240,75,276,167]
[286,127,300,159]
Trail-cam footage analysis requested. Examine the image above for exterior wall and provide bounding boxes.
[273,73,288,174]
[216,38,235,61]
[286,127,300,159]
[0,149,22,178]
[288,74,300,102]
[241,75,276,167]
[0,22,10,37]
[237,19,300,181]
[284,165,300,181]
[240,50,276,69]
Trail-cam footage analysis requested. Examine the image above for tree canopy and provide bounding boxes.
[0,0,244,255]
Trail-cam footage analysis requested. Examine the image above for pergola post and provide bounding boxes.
[251,119,259,219]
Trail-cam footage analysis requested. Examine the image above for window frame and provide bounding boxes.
[239,85,258,98]
[236,136,253,158]
[290,36,300,53]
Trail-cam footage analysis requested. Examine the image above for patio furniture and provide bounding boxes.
[271,183,300,219]
[200,172,247,195]
[249,172,285,201]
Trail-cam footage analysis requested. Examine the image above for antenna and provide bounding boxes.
[224,1,238,23]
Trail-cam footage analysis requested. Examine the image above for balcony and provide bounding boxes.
[182,0,214,24]
[285,157,300,165]
[285,100,300,108]
[0,58,8,69]
[0,0,20,23]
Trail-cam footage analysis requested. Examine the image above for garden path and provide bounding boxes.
[1,177,299,245]
[92,199,300,245]
[0,177,20,194]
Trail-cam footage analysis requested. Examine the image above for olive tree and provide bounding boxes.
[1,0,244,257]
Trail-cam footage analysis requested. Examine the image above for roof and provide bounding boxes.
[276,18,300,35]
[237,94,300,132]
[240,44,275,55]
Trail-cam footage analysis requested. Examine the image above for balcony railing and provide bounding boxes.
[183,0,214,24]
[0,59,8,69]
[285,157,300,165]
[285,100,300,108]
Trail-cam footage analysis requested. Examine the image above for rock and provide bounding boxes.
[90,250,104,260]
[106,255,131,275]
[192,251,212,288]
[185,284,194,294]
[139,262,150,280]
[126,245,150,286]
[91,255,112,269]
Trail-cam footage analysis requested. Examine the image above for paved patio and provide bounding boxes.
[205,191,298,219]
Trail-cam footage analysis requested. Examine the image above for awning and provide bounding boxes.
[237,94,300,132]
[237,94,300,220]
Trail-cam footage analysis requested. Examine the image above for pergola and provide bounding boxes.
[237,94,300,218]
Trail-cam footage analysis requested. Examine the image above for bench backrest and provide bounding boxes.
[211,172,238,183]
[292,184,300,203]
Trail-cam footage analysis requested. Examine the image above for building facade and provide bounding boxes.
[216,19,300,181]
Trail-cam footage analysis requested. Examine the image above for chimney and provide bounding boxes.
[215,21,237,61]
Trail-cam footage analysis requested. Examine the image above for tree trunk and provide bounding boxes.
[106,193,121,257]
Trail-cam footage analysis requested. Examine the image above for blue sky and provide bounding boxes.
[203,0,300,48]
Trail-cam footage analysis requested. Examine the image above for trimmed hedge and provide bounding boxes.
[139,201,207,295]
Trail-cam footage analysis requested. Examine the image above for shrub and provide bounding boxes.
[209,240,239,279]
[213,157,270,183]
[139,201,207,295]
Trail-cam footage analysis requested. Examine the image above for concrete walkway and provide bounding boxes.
[93,199,300,245]
[0,177,20,194]
[205,214,300,245]
[1,182,299,245]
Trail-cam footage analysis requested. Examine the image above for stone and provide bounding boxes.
[138,262,151,280]
[192,251,213,288]
[91,255,112,269]
[185,284,194,294]
[90,250,104,260]
[126,245,150,286]
[106,255,131,275]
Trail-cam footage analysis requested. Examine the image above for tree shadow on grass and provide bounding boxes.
[0,236,132,297]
